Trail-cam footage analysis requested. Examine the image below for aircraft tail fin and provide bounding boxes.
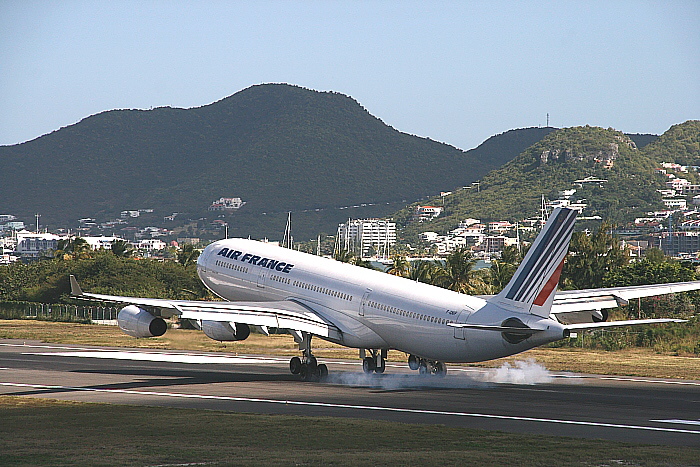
[493,207,577,317]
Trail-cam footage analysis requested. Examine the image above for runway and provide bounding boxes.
[1,339,699,446]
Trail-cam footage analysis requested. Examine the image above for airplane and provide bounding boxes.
[70,207,697,380]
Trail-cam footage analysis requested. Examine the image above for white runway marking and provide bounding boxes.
[1,381,699,436]
[23,351,283,365]
[652,419,700,426]
[3,343,700,387]
[598,376,700,386]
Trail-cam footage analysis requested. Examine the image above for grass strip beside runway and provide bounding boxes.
[2,319,700,380]
[0,395,697,466]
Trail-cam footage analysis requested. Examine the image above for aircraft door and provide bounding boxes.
[453,308,472,340]
[360,289,372,317]
[256,268,267,288]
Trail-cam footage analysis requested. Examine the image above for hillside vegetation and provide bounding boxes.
[0,84,552,239]
[400,122,700,238]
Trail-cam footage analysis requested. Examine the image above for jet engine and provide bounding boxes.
[201,321,250,342]
[117,305,167,338]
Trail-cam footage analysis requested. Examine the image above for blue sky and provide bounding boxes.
[1,0,698,150]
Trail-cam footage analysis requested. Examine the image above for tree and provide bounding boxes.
[333,249,377,269]
[487,260,517,293]
[603,259,699,318]
[386,255,410,277]
[177,244,200,268]
[53,237,91,261]
[561,223,629,290]
[644,247,665,263]
[433,247,489,294]
[333,249,356,264]
[110,240,133,258]
[407,260,442,284]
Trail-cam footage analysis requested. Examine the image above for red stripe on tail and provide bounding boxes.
[533,258,565,306]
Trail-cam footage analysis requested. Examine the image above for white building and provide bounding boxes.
[338,219,396,259]
[413,206,443,222]
[666,178,690,190]
[419,232,440,243]
[209,197,246,211]
[458,218,480,228]
[488,221,515,234]
[132,239,167,251]
[663,199,687,210]
[82,236,125,250]
[1,221,25,231]
[15,231,63,258]
[435,236,468,256]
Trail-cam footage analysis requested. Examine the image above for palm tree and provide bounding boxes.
[110,240,132,258]
[562,223,629,289]
[408,260,441,284]
[386,254,410,277]
[333,248,356,264]
[487,259,516,293]
[177,244,200,267]
[436,247,478,293]
[53,237,91,260]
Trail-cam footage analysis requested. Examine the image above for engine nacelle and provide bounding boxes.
[117,305,167,338]
[201,321,250,342]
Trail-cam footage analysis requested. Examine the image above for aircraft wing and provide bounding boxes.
[551,280,700,324]
[69,276,342,340]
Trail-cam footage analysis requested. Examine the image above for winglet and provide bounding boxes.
[69,275,84,296]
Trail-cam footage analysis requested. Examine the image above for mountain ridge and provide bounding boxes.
[0,84,554,239]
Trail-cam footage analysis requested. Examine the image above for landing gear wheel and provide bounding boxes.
[317,363,328,379]
[374,359,386,374]
[362,357,376,374]
[307,355,318,369]
[289,356,302,375]
[299,363,311,381]
[434,361,447,377]
[418,361,428,375]
[408,354,419,371]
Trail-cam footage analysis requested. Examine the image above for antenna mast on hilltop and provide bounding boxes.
[547,113,550,127]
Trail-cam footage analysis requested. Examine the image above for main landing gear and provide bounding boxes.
[408,354,447,377]
[361,348,387,374]
[289,332,328,381]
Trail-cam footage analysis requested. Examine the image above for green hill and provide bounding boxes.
[0,84,552,239]
[399,122,700,239]
[640,121,700,166]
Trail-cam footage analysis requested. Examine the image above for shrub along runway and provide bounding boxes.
[0,340,699,447]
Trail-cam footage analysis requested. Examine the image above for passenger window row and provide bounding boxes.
[215,260,249,274]
[366,300,451,325]
[293,280,353,301]
[270,274,291,285]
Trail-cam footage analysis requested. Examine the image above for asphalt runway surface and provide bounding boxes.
[1,339,699,447]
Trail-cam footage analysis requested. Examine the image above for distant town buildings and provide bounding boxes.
[209,197,246,211]
[413,206,443,222]
[15,231,61,258]
[338,218,396,259]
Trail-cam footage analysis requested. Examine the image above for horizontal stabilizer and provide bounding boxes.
[447,322,544,335]
[564,318,687,331]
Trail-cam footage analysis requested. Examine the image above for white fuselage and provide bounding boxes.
[197,238,567,363]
